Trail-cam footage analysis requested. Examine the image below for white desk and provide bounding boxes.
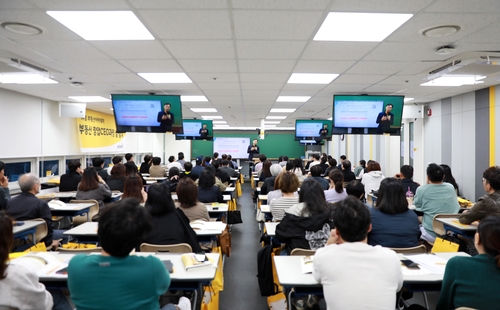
[223,187,235,192]
[13,220,44,243]
[37,192,122,199]
[63,222,98,237]
[50,202,95,221]
[190,221,227,236]
[436,217,477,237]
[265,222,278,236]
[258,195,268,201]
[206,204,229,212]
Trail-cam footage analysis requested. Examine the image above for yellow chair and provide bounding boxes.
[390,245,427,255]
[140,243,192,253]
[70,199,99,226]
[56,247,102,253]
[290,248,316,256]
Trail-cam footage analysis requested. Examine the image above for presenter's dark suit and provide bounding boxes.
[376,112,394,134]
[157,111,174,132]
[199,128,209,139]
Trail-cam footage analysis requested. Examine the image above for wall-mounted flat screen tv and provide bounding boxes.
[295,119,333,141]
[111,94,183,133]
[175,119,213,141]
[332,95,404,135]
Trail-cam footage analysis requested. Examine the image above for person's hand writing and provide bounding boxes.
[327,229,339,245]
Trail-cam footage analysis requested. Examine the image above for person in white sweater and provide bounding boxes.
[361,160,385,199]
[0,210,53,310]
[313,196,403,310]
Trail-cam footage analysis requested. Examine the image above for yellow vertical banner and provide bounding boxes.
[490,87,496,166]
[76,110,126,153]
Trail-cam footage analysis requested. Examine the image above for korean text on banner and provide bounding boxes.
[76,110,126,152]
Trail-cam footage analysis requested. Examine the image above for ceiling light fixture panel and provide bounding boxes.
[69,96,110,102]
[0,73,57,84]
[287,73,339,84]
[138,73,192,83]
[421,75,485,87]
[190,108,217,112]
[181,95,208,102]
[270,108,296,113]
[276,96,311,102]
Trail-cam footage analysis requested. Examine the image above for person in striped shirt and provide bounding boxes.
[270,172,300,221]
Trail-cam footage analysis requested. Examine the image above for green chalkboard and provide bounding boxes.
[191,132,305,159]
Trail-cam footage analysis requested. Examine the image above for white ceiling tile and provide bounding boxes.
[346,61,412,75]
[456,22,500,45]
[238,60,296,73]
[364,42,437,62]
[178,59,237,73]
[56,59,130,73]
[19,40,110,60]
[188,72,239,83]
[130,0,228,9]
[239,72,289,83]
[319,83,373,93]
[118,60,183,72]
[240,83,284,90]
[334,74,388,84]
[93,73,145,83]
[140,10,232,40]
[302,42,377,60]
[330,0,433,13]
[0,1,37,8]
[236,40,307,59]
[108,83,160,91]
[164,40,235,59]
[242,90,279,98]
[281,84,326,92]
[425,0,500,13]
[294,60,355,73]
[398,61,443,75]
[0,40,53,62]
[91,41,171,60]
[203,89,242,97]
[27,0,130,10]
[363,84,409,93]
[197,82,241,90]
[231,0,331,10]
[233,11,323,40]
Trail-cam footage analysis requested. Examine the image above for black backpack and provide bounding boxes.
[256,243,280,296]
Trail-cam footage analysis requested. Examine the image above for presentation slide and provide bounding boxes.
[334,100,383,128]
[214,137,250,159]
[296,122,323,138]
[114,100,162,127]
[180,121,201,137]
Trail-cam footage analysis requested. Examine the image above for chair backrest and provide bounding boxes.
[432,213,460,237]
[140,243,192,253]
[290,248,316,256]
[389,245,427,254]
[30,218,48,245]
[56,247,103,253]
[70,199,99,226]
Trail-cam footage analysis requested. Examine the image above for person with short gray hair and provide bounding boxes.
[6,173,62,248]
[261,164,284,195]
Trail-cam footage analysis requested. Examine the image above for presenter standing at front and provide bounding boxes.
[247,139,260,174]
[157,103,174,132]
[376,104,394,134]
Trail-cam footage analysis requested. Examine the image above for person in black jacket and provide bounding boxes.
[261,164,282,195]
[165,167,180,193]
[143,182,201,252]
[106,164,126,192]
[139,155,152,174]
[59,160,82,192]
[197,169,223,203]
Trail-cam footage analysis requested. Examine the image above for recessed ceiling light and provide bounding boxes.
[1,22,44,35]
[270,108,296,113]
[46,11,154,40]
[420,25,461,38]
[69,96,110,102]
[0,73,57,84]
[181,95,208,102]
[138,73,192,83]
[212,121,227,124]
[314,12,412,42]
[266,116,287,120]
[190,108,217,113]
[264,121,281,124]
[287,73,339,84]
[404,98,414,102]
[421,75,485,87]
[202,116,223,119]
[276,96,311,103]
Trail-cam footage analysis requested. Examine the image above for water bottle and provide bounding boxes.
[406,187,414,206]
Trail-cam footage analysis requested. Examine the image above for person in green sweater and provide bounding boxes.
[414,163,460,243]
[437,215,500,310]
[67,198,190,310]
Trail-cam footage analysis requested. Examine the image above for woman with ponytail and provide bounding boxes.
[436,215,500,310]
[324,170,347,203]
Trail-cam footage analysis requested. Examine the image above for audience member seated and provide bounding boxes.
[441,164,459,195]
[122,175,147,206]
[460,166,500,224]
[106,163,126,192]
[398,164,419,196]
[214,161,230,185]
[261,164,282,195]
[354,159,366,179]
[345,180,366,203]
[341,159,356,182]
[309,165,329,190]
[106,155,123,175]
[270,172,300,221]
[125,153,138,171]
[414,163,460,244]
[180,162,198,181]
[144,183,202,252]
[323,158,338,179]
[197,169,224,203]
[139,154,152,174]
[175,178,210,222]
[76,167,112,211]
[219,160,239,179]
[59,160,82,192]
[318,156,329,175]
[291,158,307,183]
[0,161,10,210]
[337,155,346,169]
[278,155,288,167]
[191,158,205,178]
[368,178,420,248]
[177,152,187,169]
[68,198,191,310]
[254,155,266,174]
[149,157,167,177]
[6,174,61,248]
[324,170,348,203]
[165,167,181,193]
[266,174,283,204]
[125,162,146,185]
[196,166,227,193]
[361,160,385,199]
[203,156,212,168]
[313,196,403,309]
[167,155,183,172]
[436,215,500,309]
[228,155,238,170]
[0,211,54,310]
[92,157,109,180]
[276,178,334,254]
[258,160,272,184]
[308,153,321,170]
